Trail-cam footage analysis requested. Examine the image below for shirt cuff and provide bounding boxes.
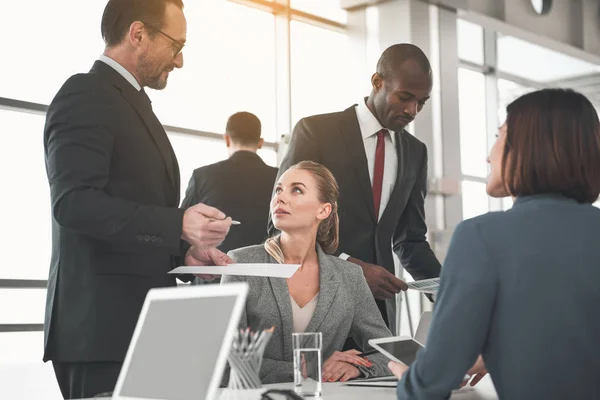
[339,253,351,261]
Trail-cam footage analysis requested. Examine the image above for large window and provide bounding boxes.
[0,332,46,363]
[497,79,534,124]
[497,35,600,83]
[457,19,484,65]
[458,68,488,179]
[0,109,50,381]
[458,23,600,218]
[0,0,106,104]
[0,109,51,280]
[290,21,356,128]
[150,1,278,141]
[290,0,348,23]
[457,20,490,220]
[461,180,489,220]
[457,67,489,220]
[0,289,46,325]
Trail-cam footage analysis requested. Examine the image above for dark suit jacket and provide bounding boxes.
[43,61,186,363]
[181,151,277,253]
[271,105,441,324]
[397,194,600,399]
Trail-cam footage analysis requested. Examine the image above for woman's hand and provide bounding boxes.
[322,350,372,382]
[322,360,360,382]
[388,361,408,379]
[461,355,487,387]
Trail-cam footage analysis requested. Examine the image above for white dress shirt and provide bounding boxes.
[290,293,319,333]
[340,99,398,261]
[98,54,142,91]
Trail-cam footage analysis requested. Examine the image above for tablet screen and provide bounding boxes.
[377,339,423,365]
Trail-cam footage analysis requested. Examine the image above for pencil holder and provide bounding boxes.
[227,328,273,390]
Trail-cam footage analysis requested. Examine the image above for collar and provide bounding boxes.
[98,55,142,91]
[512,193,578,207]
[355,97,395,144]
[229,150,261,160]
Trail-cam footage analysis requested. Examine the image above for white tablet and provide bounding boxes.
[369,336,472,385]
[368,336,424,366]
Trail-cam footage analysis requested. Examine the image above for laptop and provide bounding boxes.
[110,282,248,400]
[413,311,432,345]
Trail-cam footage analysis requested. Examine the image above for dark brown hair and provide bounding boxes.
[503,88,600,203]
[265,161,340,261]
[226,112,261,146]
[101,0,184,47]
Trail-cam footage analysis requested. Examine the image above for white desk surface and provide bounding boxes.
[219,376,498,399]
[83,377,497,399]
[84,377,496,400]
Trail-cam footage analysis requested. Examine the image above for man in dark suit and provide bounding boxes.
[271,44,441,330]
[182,112,277,259]
[43,1,233,398]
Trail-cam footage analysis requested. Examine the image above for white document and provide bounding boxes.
[406,277,440,294]
[345,376,398,387]
[168,263,301,278]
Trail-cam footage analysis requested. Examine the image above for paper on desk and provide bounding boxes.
[168,263,301,278]
[345,381,397,388]
[345,376,398,388]
[406,277,440,294]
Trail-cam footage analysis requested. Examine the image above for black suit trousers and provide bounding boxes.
[52,361,122,399]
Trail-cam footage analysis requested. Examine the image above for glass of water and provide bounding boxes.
[292,332,323,397]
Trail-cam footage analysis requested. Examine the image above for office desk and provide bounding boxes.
[219,375,497,399]
[85,376,496,400]
[85,374,497,399]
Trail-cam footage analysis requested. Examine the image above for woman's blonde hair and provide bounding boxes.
[265,161,340,263]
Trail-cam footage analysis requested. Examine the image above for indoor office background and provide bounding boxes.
[2,0,600,398]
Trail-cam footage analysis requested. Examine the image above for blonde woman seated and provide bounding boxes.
[222,161,392,384]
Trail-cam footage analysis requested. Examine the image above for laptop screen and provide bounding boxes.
[118,293,239,400]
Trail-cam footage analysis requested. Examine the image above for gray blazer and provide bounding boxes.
[397,194,600,399]
[221,245,393,384]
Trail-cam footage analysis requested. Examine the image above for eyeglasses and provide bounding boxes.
[144,23,185,57]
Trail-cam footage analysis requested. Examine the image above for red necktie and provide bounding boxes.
[372,129,386,219]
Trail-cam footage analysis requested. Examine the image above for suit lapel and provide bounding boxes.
[303,247,340,334]
[267,256,295,360]
[91,61,178,191]
[380,130,409,222]
[170,144,181,204]
[339,107,377,222]
[119,85,177,190]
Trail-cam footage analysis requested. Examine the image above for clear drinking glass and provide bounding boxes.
[292,332,323,397]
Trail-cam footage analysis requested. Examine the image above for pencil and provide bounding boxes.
[357,349,378,357]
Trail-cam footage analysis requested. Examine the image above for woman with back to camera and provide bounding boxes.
[222,161,393,384]
[388,88,600,399]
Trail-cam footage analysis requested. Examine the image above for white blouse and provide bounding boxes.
[290,293,319,333]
